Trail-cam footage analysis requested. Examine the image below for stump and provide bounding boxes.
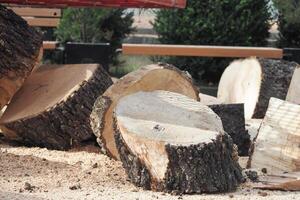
[248,98,300,174]
[91,63,200,160]
[0,5,42,110]
[0,64,113,149]
[218,58,298,119]
[287,65,300,104]
[114,91,244,194]
[208,104,250,156]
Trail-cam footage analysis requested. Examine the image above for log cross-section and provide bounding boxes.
[0,64,113,149]
[90,64,200,160]
[218,58,298,119]
[113,91,244,193]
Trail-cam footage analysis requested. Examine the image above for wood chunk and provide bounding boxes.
[249,98,300,174]
[0,64,113,149]
[286,65,300,104]
[218,58,298,119]
[90,64,199,160]
[0,5,43,110]
[208,104,250,156]
[253,172,300,191]
[114,91,244,193]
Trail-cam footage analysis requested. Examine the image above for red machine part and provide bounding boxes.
[0,0,186,8]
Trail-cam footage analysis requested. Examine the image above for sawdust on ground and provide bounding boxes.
[0,139,300,200]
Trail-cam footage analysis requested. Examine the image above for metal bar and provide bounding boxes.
[122,44,284,59]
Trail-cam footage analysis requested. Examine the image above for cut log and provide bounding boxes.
[248,98,300,174]
[0,64,113,149]
[114,91,244,193]
[286,65,300,104]
[199,93,223,105]
[0,5,42,110]
[218,58,298,119]
[91,63,200,160]
[208,104,250,156]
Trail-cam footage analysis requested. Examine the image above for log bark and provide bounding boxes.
[90,63,200,160]
[113,91,244,194]
[208,104,250,156]
[218,58,298,119]
[0,5,42,110]
[248,98,300,174]
[0,64,112,150]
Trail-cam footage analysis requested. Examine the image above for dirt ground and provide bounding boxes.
[1,138,300,200]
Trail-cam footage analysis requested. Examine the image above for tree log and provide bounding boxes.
[208,104,250,156]
[90,63,200,160]
[248,98,300,174]
[113,91,244,194]
[218,58,298,119]
[0,5,42,110]
[0,64,113,149]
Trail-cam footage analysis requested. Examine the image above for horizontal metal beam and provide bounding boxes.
[8,7,61,17]
[23,17,60,27]
[122,44,283,59]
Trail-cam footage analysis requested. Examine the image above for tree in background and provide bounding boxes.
[153,0,271,83]
[273,0,300,48]
[56,8,134,64]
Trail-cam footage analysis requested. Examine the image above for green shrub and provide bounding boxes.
[273,0,300,48]
[55,8,134,64]
[153,0,271,83]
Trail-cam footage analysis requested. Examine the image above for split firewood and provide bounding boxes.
[90,64,200,160]
[218,58,298,119]
[0,64,113,149]
[0,5,42,110]
[208,104,250,156]
[286,65,300,104]
[113,91,244,193]
[248,98,300,174]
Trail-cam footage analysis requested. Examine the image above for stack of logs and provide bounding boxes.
[1,5,300,194]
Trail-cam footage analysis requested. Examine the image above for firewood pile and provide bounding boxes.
[0,5,300,194]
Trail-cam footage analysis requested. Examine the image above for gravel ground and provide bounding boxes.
[0,139,300,200]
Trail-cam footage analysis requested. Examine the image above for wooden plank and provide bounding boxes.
[43,41,58,50]
[23,17,60,27]
[122,44,284,59]
[8,7,61,17]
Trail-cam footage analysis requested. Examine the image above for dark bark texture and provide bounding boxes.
[209,104,250,156]
[0,5,42,109]
[3,66,113,150]
[114,116,244,194]
[253,59,297,118]
[90,96,112,155]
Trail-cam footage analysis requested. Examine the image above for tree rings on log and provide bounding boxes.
[0,5,43,110]
[90,63,200,160]
[114,91,244,194]
[248,98,300,174]
[218,58,298,119]
[208,104,250,156]
[0,64,113,149]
